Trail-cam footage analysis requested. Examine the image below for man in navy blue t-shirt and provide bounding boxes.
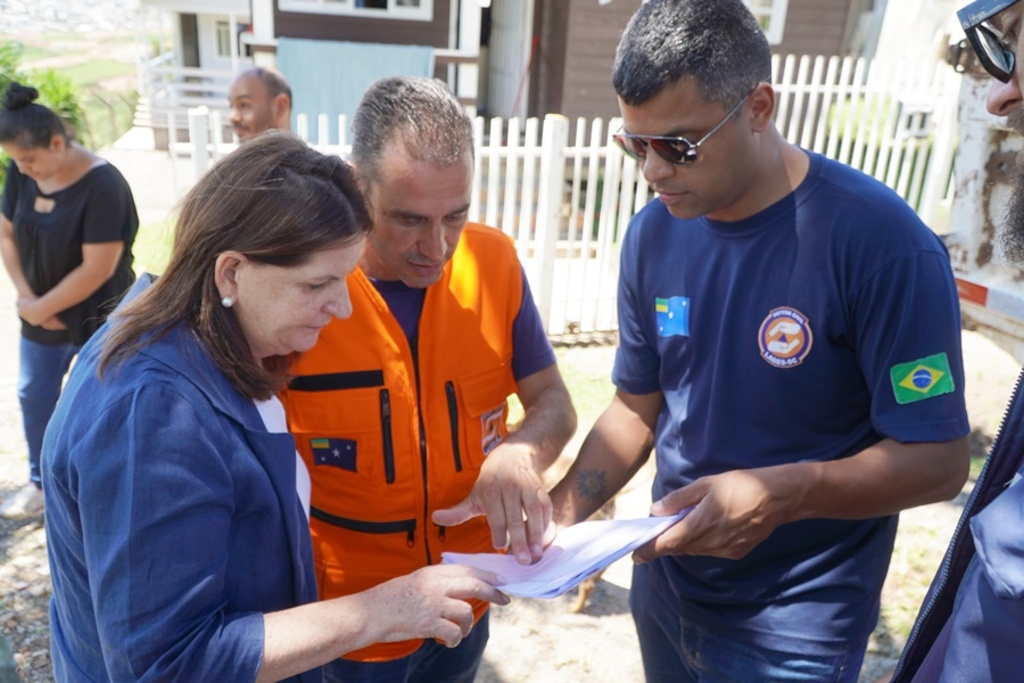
[548,2,969,681]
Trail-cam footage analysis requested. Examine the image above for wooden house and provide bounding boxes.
[134,0,947,145]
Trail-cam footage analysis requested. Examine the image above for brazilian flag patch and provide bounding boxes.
[890,352,955,405]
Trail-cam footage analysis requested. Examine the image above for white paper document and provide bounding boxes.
[441,511,689,599]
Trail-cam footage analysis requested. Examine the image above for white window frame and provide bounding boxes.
[744,0,788,45]
[278,0,432,22]
[215,20,232,58]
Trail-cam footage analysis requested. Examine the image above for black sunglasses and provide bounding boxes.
[958,0,1020,83]
[613,93,750,166]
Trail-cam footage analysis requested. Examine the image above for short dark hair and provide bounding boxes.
[0,82,68,148]
[350,76,473,184]
[612,0,772,107]
[99,133,371,399]
[248,66,292,105]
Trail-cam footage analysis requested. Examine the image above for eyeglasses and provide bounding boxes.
[613,93,750,166]
[958,0,1020,83]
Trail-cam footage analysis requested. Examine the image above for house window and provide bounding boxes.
[278,0,432,21]
[215,20,232,57]
[744,0,788,45]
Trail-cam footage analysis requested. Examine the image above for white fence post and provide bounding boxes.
[209,109,225,163]
[485,116,504,229]
[918,68,959,230]
[166,110,180,195]
[337,115,349,159]
[317,114,330,150]
[188,106,210,179]
[534,114,569,333]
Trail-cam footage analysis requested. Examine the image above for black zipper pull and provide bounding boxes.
[381,388,396,484]
[445,381,463,472]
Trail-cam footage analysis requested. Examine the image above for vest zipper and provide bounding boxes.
[310,507,416,547]
[411,343,433,565]
[445,381,463,472]
[380,388,396,484]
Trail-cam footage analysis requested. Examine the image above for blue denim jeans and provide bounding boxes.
[630,562,867,683]
[19,336,79,486]
[322,612,489,683]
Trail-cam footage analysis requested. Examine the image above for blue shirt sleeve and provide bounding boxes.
[511,265,557,381]
[852,250,969,443]
[612,216,662,395]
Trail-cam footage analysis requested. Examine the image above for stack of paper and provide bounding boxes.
[441,510,688,599]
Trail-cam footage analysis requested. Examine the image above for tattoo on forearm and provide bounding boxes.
[576,469,607,503]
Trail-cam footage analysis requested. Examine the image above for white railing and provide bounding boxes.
[137,59,248,129]
[181,55,962,337]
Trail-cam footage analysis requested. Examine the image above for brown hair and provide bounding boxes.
[99,133,371,399]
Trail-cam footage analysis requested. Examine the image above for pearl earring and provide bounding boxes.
[221,296,234,308]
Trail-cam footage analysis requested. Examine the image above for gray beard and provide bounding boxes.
[1001,109,1024,265]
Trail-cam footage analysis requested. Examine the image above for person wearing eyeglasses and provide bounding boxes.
[887,2,1024,681]
[546,1,970,681]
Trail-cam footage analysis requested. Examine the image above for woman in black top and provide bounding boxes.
[0,82,138,519]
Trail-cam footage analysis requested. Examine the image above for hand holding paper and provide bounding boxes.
[441,510,689,599]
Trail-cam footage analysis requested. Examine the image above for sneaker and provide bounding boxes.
[0,484,44,520]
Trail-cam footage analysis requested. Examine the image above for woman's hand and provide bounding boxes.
[366,564,510,648]
[16,296,49,327]
[259,563,509,681]
[39,315,67,331]
[16,297,65,329]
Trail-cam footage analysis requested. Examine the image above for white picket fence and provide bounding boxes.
[181,54,962,338]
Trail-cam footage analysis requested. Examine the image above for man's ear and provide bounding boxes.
[272,94,291,124]
[214,251,246,301]
[748,82,776,133]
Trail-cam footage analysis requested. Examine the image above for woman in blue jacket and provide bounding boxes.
[41,133,508,682]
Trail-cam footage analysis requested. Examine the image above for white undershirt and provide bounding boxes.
[254,396,310,520]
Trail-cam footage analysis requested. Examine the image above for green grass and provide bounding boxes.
[555,347,616,422]
[132,218,176,277]
[61,60,135,87]
[18,44,55,61]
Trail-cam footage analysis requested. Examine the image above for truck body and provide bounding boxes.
[943,61,1024,364]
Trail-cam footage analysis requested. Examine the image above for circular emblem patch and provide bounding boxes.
[758,306,813,368]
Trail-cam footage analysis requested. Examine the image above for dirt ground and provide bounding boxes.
[0,275,1020,682]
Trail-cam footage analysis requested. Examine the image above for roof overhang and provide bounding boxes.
[140,0,250,17]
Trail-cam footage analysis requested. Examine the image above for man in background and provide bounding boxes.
[226,66,291,141]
